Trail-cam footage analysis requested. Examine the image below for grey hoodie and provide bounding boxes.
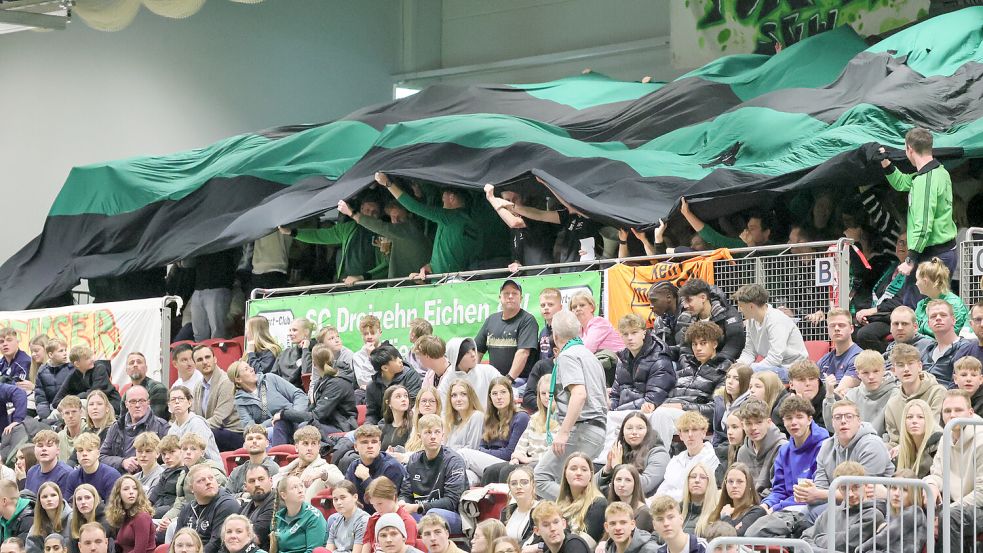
[803,500,884,553]
[813,422,894,491]
[736,424,788,495]
[822,372,899,437]
[605,529,661,553]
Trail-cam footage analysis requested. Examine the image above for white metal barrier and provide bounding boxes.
[826,475,935,553]
[958,228,983,309]
[706,537,814,553]
[941,417,983,553]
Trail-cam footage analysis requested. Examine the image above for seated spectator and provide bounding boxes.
[167,386,221,463]
[716,413,744,484]
[170,530,201,553]
[482,378,556,485]
[856,468,928,553]
[68,484,112,553]
[366,344,422,426]
[132,432,163,493]
[734,284,808,382]
[610,315,676,413]
[556,452,608,545]
[801,462,882,553]
[952,356,983,416]
[312,325,354,391]
[680,463,717,536]
[417,336,454,392]
[443,380,485,450]
[798,399,894,523]
[822,350,897,437]
[105,474,156,553]
[372,513,423,553]
[28,481,71,553]
[882,306,934,369]
[656,412,717,501]
[788,361,827,430]
[650,495,708,553]
[346,424,407,514]
[923,389,983,553]
[952,300,983,369]
[220,514,264,553]
[323,481,369,553]
[601,501,660,553]
[0,478,33,541]
[895,399,941,478]
[239,465,274,551]
[648,282,681,348]
[913,258,967,337]
[663,321,732,420]
[854,235,911,352]
[712,365,753,445]
[675,279,746,362]
[734,399,787,496]
[498,465,539,544]
[748,372,788,433]
[351,315,383,392]
[147,435,184,519]
[226,425,279,498]
[273,426,343,500]
[570,291,625,355]
[282,344,357,438]
[920,299,970,388]
[70,433,121,502]
[395,387,442,464]
[272,318,314,388]
[745,395,829,538]
[419,513,463,553]
[35,338,73,421]
[57,395,85,465]
[0,328,30,383]
[679,199,771,251]
[380,385,413,451]
[120,353,168,420]
[53,346,121,415]
[884,343,946,448]
[594,413,667,499]
[244,316,281,375]
[607,464,656,532]
[709,463,766,536]
[363,476,418,553]
[191,345,243,451]
[0,383,27,464]
[26,430,73,494]
[226,361,308,445]
[701,523,745,553]
[471,520,505,553]
[272,475,327,553]
[160,433,229,534]
[170,344,202,391]
[817,308,862,394]
[100,386,169,475]
[531,500,592,553]
[441,338,500,408]
[399,414,467,534]
[474,279,539,381]
[457,377,530,483]
[175,464,240,553]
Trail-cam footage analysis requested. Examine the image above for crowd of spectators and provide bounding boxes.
[0,128,981,553]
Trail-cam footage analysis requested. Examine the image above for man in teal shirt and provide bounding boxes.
[679,197,772,250]
[878,127,957,305]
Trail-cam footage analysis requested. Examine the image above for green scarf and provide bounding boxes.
[545,337,584,445]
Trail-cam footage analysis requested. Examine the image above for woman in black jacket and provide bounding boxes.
[68,484,114,553]
[665,321,732,419]
[278,344,356,435]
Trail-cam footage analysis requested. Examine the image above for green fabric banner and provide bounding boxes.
[246,272,602,358]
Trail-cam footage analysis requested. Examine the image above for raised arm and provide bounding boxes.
[484,184,527,229]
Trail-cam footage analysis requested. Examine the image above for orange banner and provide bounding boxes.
[605,249,734,327]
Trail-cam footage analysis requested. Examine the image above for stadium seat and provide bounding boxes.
[311,488,335,520]
[804,341,832,362]
[268,444,297,466]
[302,373,311,392]
[201,337,245,370]
[154,544,168,553]
[414,539,426,551]
[357,404,366,426]
[476,489,509,522]
[220,448,249,476]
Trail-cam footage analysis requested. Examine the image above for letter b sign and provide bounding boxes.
[815,258,836,286]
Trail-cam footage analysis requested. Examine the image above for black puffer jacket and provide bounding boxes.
[674,285,746,361]
[666,353,732,419]
[610,332,677,410]
[365,363,422,425]
[281,371,357,433]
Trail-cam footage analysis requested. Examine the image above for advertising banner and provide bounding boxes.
[0,297,167,385]
[247,273,602,358]
[605,249,733,327]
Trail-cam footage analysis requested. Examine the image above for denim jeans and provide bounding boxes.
[190,287,232,341]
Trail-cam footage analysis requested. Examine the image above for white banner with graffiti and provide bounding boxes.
[670,0,929,68]
[0,297,172,386]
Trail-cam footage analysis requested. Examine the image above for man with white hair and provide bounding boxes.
[533,309,609,500]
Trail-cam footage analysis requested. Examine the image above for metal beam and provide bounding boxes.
[0,0,63,9]
[0,9,67,30]
[393,35,669,83]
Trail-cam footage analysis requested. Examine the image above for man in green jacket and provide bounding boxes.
[279,196,388,284]
[337,197,432,279]
[879,127,957,305]
[0,480,32,542]
[679,197,772,250]
[376,172,481,278]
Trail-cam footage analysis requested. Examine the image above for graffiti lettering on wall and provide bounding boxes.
[0,309,121,360]
[671,0,928,67]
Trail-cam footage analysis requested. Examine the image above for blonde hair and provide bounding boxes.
[70,484,103,539]
[569,290,596,313]
[556,453,605,536]
[69,345,93,365]
[173,528,204,553]
[31,482,66,536]
[530,377,558,434]
[85,390,117,431]
[474,520,506,550]
[750,371,785,411]
[681,462,718,537]
[311,344,336,378]
[444,379,482,435]
[404,387,442,452]
[73,433,101,452]
[854,350,885,373]
[675,411,709,432]
[245,316,282,357]
[28,335,50,383]
[896,399,939,475]
[916,258,951,295]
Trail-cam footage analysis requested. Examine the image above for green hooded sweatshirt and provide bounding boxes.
[274,502,327,553]
[886,160,956,254]
[295,221,388,281]
[0,497,32,542]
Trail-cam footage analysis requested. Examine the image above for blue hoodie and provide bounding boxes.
[764,420,830,511]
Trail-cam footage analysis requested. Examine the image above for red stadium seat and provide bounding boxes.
[201,337,245,370]
[311,488,336,520]
[357,404,366,426]
[476,489,509,522]
[220,448,249,476]
[414,540,426,551]
[804,341,832,362]
[268,444,297,466]
[154,544,168,553]
[302,373,312,392]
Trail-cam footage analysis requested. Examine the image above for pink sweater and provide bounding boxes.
[581,316,625,353]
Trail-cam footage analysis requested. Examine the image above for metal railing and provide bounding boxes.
[249,239,852,340]
[958,228,983,309]
[941,417,983,553]
[827,475,935,553]
[706,537,814,553]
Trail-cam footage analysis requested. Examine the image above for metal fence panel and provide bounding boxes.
[941,417,983,553]
[706,537,814,553]
[958,233,983,309]
[827,476,935,553]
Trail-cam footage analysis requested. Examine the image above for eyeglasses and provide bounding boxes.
[688,474,709,481]
[832,413,857,422]
[126,398,148,405]
[420,398,437,404]
[509,478,531,488]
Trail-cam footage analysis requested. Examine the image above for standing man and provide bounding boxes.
[100,385,170,473]
[337,198,431,281]
[522,287,563,411]
[484,184,556,271]
[675,279,745,361]
[817,308,863,395]
[679,199,772,250]
[120,353,168,419]
[191,345,242,451]
[878,128,957,305]
[534,310,608,500]
[188,248,236,341]
[474,279,539,382]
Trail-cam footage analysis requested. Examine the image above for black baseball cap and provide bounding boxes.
[500,279,522,293]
